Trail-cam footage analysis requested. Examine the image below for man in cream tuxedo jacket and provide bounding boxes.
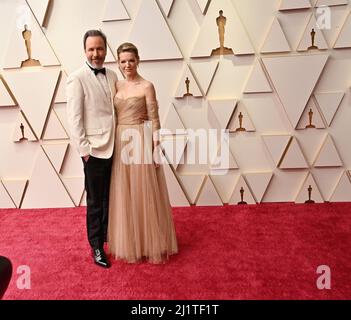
[66,30,117,268]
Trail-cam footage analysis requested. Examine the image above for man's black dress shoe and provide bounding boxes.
[93,248,110,268]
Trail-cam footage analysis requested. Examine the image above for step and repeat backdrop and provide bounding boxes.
[0,0,351,208]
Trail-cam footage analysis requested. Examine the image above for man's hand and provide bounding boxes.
[83,155,90,162]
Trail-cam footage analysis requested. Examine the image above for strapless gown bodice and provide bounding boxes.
[114,96,148,125]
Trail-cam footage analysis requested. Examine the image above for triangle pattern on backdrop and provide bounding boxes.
[334,11,351,48]
[279,137,309,169]
[314,91,344,126]
[128,0,182,61]
[26,0,51,26]
[1,179,28,208]
[295,173,324,203]
[229,175,256,205]
[102,0,130,22]
[244,172,273,203]
[196,176,223,206]
[13,111,38,142]
[313,134,343,167]
[296,96,326,129]
[279,0,312,10]
[174,65,203,98]
[191,0,254,57]
[158,0,175,17]
[262,135,292,167]
[244,59,272,93]
[0,78,16,107]
[41,143,69,173]
[3,68,61,139]
[260,17,291,54]
[297,14,329,51]
[262,54,329,128]
[3,7,60,69]
[329,171,351,202]
[21,148,74,208]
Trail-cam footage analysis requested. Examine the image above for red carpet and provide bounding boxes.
[0,203,350,300]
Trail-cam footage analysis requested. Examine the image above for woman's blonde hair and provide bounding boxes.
[117,42,140,61]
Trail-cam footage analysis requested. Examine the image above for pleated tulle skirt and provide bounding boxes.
[107,124,178,263]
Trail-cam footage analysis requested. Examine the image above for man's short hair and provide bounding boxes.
[83,30,107,50]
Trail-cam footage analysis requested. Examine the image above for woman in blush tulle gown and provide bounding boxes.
[107,42,178,264]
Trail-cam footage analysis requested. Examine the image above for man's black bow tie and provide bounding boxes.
[87,63,106,76]
[92,67,106,76]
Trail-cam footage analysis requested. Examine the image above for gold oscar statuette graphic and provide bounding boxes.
[308,28,318,50]
[183,77,193,97]
[305,108,316,128]
[19,123,28,141]
[238,187,247,205]
[235,112,246,132]
[211,10,234,56]
[21,25,41,67]
[305,185,315,204]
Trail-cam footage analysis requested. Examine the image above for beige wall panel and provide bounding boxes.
[262,54,329,128]
[244,97,289,134]
[0,78,16,107]
[0,181,16,208]
[42,110,68,140]
[21,148,74,208]
[128,0,182,61]
[314,134,343,167]
[3,68,61,138]
[158,0,175,17]
[243,59,272,93]
[190,59,219,96]
[244,172,273,203]
[54,72,67,103]
[227,101,255,132]
[278,11,312,50]
[295,173,324,203]
[41,143,69,173]
[161,103,186,135]
[296,97,326,129]
[297,14,329,51]
[315,0,348,5]
[294,131,326,166]
[191,0,254,57]
[263,170,309,202]
[321,6,349,48]
[162,163,190,207]
[312,167,344,200]
[260,17,291,53]
[208,57,253,99]
[1,179,28,208]
[174,66,203,98]
[329,171,351,201]
[161,135,187,169]
[230,134,272,172]
[178,174,205,204]
[196,176,223,206]
[195,0,211,14]
[102,0,130,22]
[208,99,237,129]
[61,176,85,207]
[210,171,240,204]
[13,111,38,142]
[314,91,345,126]
[279,137,309,169]
[3,3,59,69]
[229,175,256,205]
[334,11,351,48]
[262,135,292,166]
[279,0,312,10]
[26,0,51,26]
